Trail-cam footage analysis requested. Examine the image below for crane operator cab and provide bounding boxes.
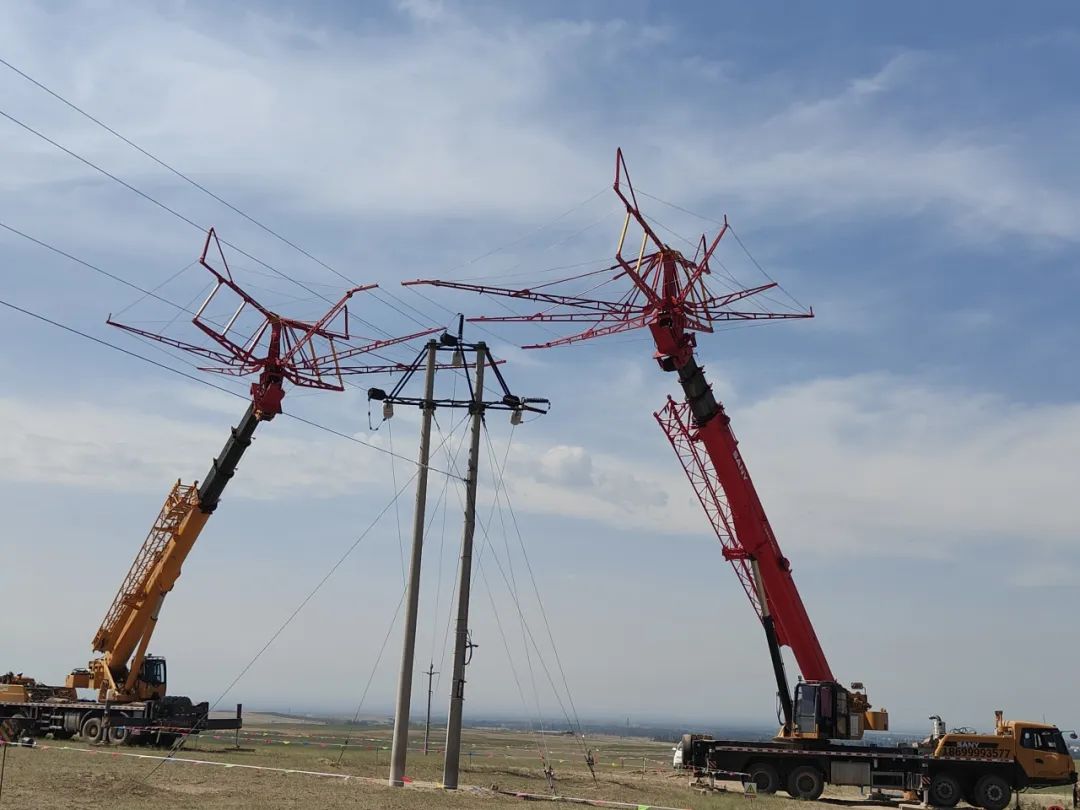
[138,656,167,700]
[66,655,167,702]
[780,680,889,741]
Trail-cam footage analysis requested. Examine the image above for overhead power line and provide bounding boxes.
[0,215,416,401]
[0,220,197,316]
[0,57,619,333]
[0,103,418,358]
[0,295,462,478]
[0,55,368,289]
[0,106,347,307]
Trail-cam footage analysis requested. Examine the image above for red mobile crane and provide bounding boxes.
[404,149,884,742]
[402,153,1080,808]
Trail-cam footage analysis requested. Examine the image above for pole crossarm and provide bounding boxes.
[368,320,550,418]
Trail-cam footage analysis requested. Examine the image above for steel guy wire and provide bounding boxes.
[430,414,553,770]
[636,187,808,312]
[434,420,566,762]
[1,58,624,343]
[335,583,408,765]
[141,462,422,780]
[387,418,407,586]
[1,56,612,318]
[427,369,461,675]
[3,211,423,414]
[0,55,364,290]
[480,423,591,755]
[476,563,552,771]
[429,409,472,697]
[140,408,470,780]
[0,106,421,359]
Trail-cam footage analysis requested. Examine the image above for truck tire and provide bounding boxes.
[929,772,962,807]
[747,762,781,794]
[787,764,826,801]
[108,725,129,744]
[81,716,104,743]
[972,774,1010,810]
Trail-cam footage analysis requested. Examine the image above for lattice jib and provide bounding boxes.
[93,482,199,651]
[654,397,762,619]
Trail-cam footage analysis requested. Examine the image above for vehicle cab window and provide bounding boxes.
[1036,730,1066,754]
[1021,729,1066,753]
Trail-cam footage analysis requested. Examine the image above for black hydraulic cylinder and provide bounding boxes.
[762,615,794,731]
[197,402,261,514]
[675,356,720,427]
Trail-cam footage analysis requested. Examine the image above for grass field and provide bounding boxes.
[0,719,1075,810]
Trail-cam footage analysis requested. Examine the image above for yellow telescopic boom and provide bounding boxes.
[70,402,261,701]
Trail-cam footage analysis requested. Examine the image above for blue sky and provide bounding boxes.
[2,0,1079,735]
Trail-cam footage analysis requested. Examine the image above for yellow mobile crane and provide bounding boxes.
[66,404,268,705]
[0,229,437,744]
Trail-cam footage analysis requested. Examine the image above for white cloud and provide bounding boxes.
[9,366,1079,562]
[664,53,1080,244]
[497,372,1080,559]
[393,0,446,23]
[0,4,1076,251]
[4,362,1079,565]
[736,374,1080,554]
[0,390,391,500]
[535,444,593,487]
[1010,561,1080,589]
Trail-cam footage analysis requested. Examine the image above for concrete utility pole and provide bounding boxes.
[423,662,438,755]
[442,344,486,790]
[388,340,438,788]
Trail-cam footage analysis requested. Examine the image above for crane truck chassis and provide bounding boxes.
[676,712,1077,810]
[0,673,241,745]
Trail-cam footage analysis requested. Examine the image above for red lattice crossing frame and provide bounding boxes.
[654,396,761,619]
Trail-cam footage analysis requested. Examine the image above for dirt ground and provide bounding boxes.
[0,721,1074,810]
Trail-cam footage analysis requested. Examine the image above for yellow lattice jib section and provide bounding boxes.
[92,482,199,654]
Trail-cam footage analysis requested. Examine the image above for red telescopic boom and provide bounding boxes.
[404,151,886,739]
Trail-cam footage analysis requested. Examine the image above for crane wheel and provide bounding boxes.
[80,716,105,743]
[108,725,129,744]
[972,775,1010,810]
[747,762,781,794]
[787,765,825,801]
[928,773,962,807]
